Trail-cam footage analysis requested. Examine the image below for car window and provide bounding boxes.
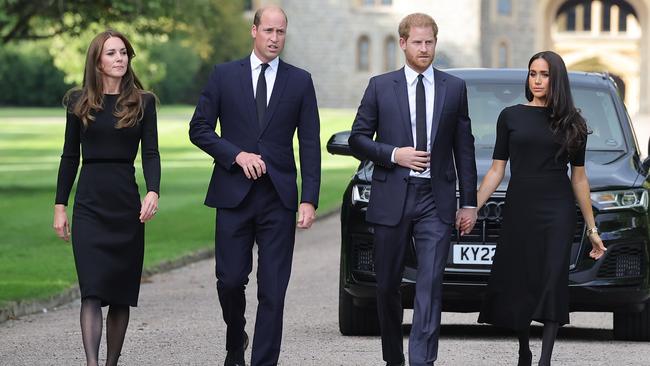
[466,82,626,151]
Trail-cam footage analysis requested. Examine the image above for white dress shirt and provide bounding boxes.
[250,51,279,106]
[391,64,435,178]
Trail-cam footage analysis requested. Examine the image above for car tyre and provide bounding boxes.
[613,303,650,341]
[338,264,380,336]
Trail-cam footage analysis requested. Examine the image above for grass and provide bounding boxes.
[0,106,358,307]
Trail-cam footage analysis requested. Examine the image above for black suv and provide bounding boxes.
[327,69,650,341]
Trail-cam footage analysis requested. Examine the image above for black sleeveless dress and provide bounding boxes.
[55,93,160,307]
[478,104,586,330]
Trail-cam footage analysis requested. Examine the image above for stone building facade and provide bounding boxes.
[249,0,649,115]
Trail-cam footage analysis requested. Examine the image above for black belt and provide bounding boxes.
[83,158,133,164]
[407,176,430,184]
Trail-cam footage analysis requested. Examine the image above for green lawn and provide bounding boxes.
[0,106,358,307]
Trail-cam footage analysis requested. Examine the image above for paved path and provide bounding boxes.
[2,214,650,365]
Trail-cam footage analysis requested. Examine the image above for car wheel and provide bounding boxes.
[338,264,380,336]
[613,303,650,341]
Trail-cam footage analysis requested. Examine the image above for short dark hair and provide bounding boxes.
[253,6,288,27]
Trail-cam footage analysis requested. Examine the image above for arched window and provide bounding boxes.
[384,36,397,71]
[357,35,371,71]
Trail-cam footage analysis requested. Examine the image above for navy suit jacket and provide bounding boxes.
[189,57,321,211]
[349,67,477,226]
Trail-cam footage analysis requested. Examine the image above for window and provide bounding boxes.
[497,0,512,16]
[361,0,392,6]
[384,36,397,71]
[556,0,637,33]
[357,36,370,71]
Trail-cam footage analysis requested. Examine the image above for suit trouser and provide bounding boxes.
[215,176,296,366]
[373,178,451,366]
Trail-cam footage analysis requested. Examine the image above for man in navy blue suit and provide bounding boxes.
[349,13,477,366]
[189,6,320,366]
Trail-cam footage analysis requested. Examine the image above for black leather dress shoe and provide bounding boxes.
[224,331,249,366]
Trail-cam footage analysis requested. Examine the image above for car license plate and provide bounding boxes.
[453,244,496,265]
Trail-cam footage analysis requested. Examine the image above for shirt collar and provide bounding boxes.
[404,64,434,86]
[250,51,279,72]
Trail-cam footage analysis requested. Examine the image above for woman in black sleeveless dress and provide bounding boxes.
[52,30,160,366]
[470,51,607,365]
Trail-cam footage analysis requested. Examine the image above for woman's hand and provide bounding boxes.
[53,204,71,242]
[588,232,607,260]
[140,191,159,223]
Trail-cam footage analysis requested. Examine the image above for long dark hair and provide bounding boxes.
[525,51,588,159]
[64,29,150,129]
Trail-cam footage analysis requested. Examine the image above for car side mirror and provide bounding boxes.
[327,131,353,156]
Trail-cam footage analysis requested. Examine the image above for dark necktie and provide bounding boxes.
[256,63,270,128]
[416,74,427,151]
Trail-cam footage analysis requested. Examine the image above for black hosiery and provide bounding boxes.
[80,297,103,366]
[538,321,560,366]
[105,305,130,366]
[517,326,532,366]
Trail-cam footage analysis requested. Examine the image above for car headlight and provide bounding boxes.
[590,189,649,212]
[351,184,371,204]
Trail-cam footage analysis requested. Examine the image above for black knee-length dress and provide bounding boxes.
[55,93,160,307]
[477,104,586,330]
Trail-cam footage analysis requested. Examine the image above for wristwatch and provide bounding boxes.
[586,227,599,236]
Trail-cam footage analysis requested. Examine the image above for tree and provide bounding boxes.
[0,0,181,44]
[1,0,251,104]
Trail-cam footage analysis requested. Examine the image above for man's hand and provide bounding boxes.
[455,207,478,236]
[297,202,316,229]
[235,152,267,179]
[394,147,430,171]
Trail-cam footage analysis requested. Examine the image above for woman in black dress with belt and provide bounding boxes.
[52,30,160,366]
[472,51,607,365]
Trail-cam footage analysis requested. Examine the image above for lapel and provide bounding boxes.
[238,58,259,133]
[259,59,289,136]
[431,68,447,148]
[393,68,414,147]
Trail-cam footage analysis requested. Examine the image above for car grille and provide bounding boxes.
[597,244,644,279]
[351,197,586,274]
[351,235,375,273]
[451,197,585,244]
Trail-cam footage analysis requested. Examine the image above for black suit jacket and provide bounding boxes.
[349,67,477,225]
[189,57,321,211]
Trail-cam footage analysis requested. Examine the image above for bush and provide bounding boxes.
[149,39,202,104]
[0,43,73,106]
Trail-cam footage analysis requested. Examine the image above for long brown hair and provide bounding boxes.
[525,51,589,159]
[64,30,147,129]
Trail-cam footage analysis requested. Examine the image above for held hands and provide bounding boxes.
[394,147,430,171]
[297,202,316,229]
[588,232,607,260]
[140,191,159,223]
[236,152,267,179]
[53,204,71,242]
[455,207,478,236]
